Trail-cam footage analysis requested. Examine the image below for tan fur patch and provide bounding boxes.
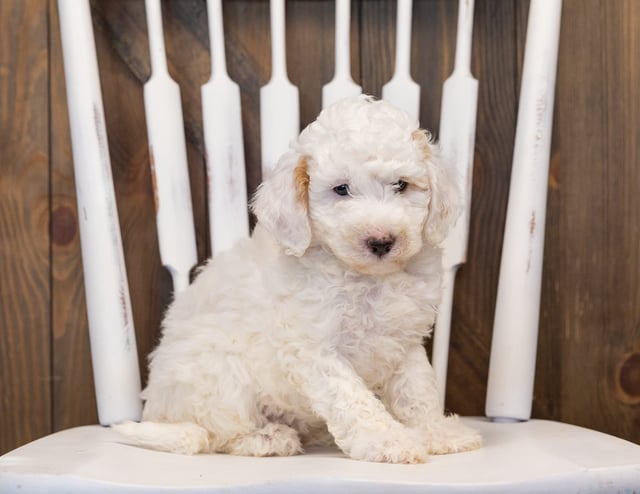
[412,129,433,161]
[294,157,310,210]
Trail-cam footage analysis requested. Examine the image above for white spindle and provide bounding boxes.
[57,0,142,425]
[260,0,300,175]
[432,0,478,408]
[143,0,197,293]
[485,0,562,422]
[322,0,361,108]
[202,0,249,255]
[382,0,420,121]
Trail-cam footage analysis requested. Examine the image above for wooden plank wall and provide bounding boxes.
[0,0,638,454]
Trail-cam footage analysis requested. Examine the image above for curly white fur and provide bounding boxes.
[114,96,481,463]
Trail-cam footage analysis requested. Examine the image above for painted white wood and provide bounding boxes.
[322,0,361,109]
[382,0,420,122]
[202,0,250,256]
[57,0,142,425]
[3,418,639,493]
[432,0,478,408]
[260,0,300,175]
[485,0,563,422]
[144,0,198,293]
[432,268,455,407]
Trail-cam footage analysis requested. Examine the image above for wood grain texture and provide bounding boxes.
[358,0,394,98]
[287,0,336,128]
[0,0,51,453]
[1,0,639,454]
[545,0,640,440]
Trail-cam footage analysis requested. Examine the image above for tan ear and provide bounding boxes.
[413,130,461,245]
[251,152,312,256]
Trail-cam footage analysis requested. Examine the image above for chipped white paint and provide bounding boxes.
[322,0,361,109]
[432,0,478,408]
[486,0,563,422]
[143,0,197,293]
[260,0,300,175]
[57,0,141,425]
[202,0,249,256]
[382,0,420,122]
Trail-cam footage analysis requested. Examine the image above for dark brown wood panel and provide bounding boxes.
[601,0,640,434]
[548,0,640,440]
[359,0,395,98]
[1,0,639,454]
[287,0,337,128]
[410,0,456,132]
[0,0,52,453]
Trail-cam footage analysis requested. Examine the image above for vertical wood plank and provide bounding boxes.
[358,0,395,98]
[410,0,456,132]
[0,0,51,453]
[601,0,640,439]
[548,0,640,442]
[553,0,610,430]
[287,0,336,128]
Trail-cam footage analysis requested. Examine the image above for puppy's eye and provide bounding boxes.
[333,184,350,196]
[393,180,408,193]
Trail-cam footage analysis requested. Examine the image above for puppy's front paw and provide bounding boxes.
[345,427,428,464]
[420,415,482,455]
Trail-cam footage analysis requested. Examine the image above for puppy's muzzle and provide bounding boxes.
[366,235,396,258]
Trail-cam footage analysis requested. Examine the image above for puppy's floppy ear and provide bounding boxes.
[413,130,461,245]
[251,152,312,256]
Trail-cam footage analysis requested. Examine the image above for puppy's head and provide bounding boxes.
[252,96,460,274]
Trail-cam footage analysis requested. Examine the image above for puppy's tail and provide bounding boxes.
[112,420,210,455]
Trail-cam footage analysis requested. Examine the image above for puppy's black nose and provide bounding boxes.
[366,236,396,257]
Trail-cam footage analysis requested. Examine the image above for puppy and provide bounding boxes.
[115,95,481,463]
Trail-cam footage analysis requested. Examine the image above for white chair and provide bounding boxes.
[1,0,639,492]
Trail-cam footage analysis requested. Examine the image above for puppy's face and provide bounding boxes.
[252,96,459,274]
[306,149,433,275]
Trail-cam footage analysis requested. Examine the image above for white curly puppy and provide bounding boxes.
[116,95,481,463]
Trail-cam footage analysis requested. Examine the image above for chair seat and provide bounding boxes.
[1,417,639,493]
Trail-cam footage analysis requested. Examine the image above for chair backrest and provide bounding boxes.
[56,0,561,427]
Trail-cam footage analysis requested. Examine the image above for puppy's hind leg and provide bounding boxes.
[220,422,303,457]
[173,353,302,457]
